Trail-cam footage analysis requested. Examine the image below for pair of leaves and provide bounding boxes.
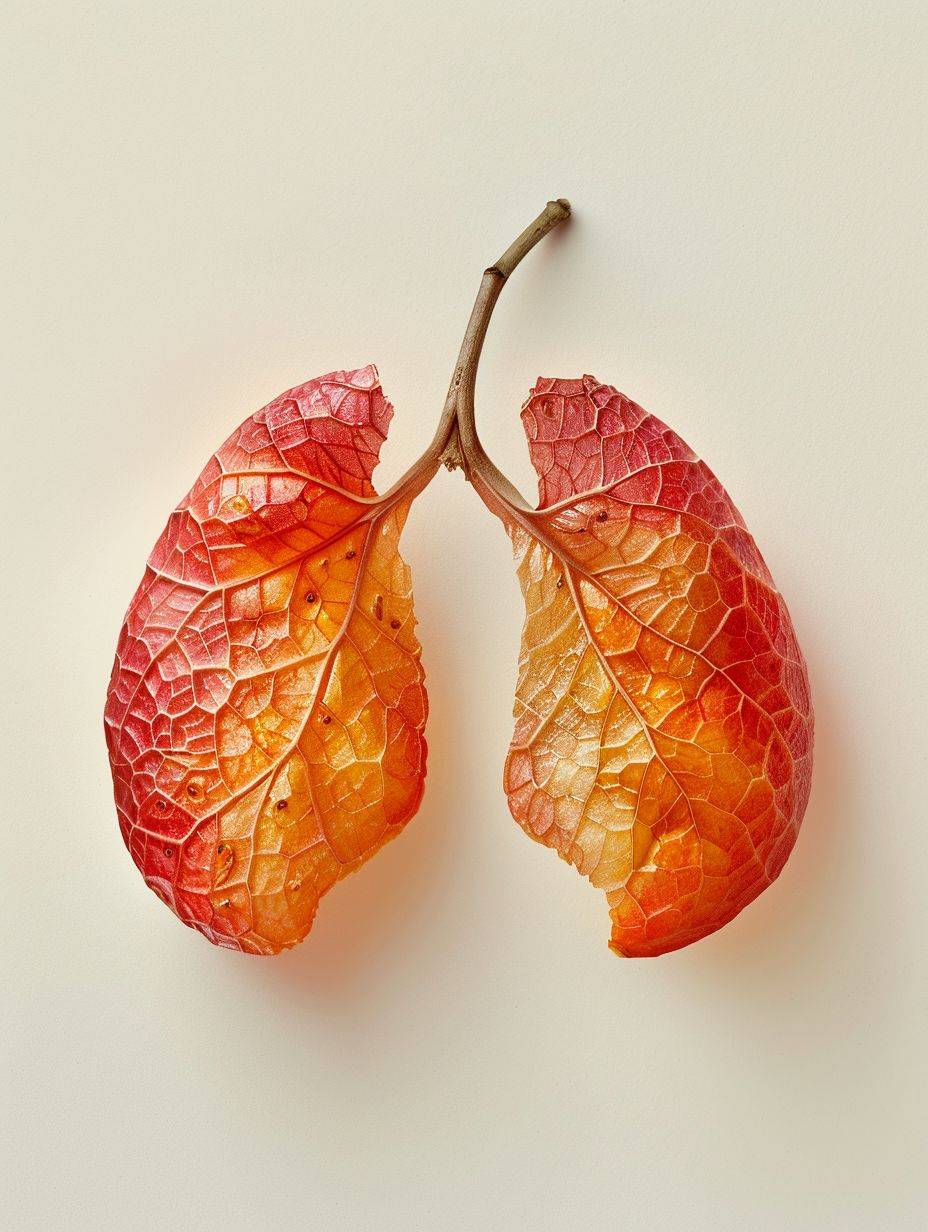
[105,367,813,957]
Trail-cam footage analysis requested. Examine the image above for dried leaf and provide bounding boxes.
[104,366,428,953]
[494,377,813,956]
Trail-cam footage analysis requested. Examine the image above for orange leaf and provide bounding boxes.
[104,366,428,953]
[484,377,813,956]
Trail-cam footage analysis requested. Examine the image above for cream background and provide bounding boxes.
[2,3,926,1229]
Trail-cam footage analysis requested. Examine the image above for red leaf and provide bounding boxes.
[105,367,429,953]
[492,377,813,956]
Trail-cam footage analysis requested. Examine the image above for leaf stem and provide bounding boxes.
[380,199,571,511]
[445,199,570,495]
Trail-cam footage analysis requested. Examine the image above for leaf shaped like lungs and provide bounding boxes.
[104,367,428,953]
[494,377,813,956]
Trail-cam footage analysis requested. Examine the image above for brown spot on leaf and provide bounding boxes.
[214,843,234,887]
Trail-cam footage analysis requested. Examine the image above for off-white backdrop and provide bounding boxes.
[3,3,925,1229]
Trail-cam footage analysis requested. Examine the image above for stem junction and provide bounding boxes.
[380,199,571,515]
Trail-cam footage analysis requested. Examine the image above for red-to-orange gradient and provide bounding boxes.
[497,377,813,956]
[104,367,428,953]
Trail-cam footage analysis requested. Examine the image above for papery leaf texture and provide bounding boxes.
[496,377,813,957]
[104,366,428,953]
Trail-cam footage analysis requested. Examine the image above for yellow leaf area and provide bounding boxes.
[163,498,426,955]
[504,497,807,958]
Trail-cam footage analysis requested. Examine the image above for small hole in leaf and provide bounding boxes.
[164,846,174,857]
